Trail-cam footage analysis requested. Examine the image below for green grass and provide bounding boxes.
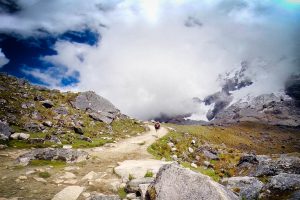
[29,160,66,168]
[144,170,154,177]
[129,173,135,180]
[118,187,127,199]
[71,138,112,148]
[181,162,220,182]
[7,140,57,149]
[38,171,51,178]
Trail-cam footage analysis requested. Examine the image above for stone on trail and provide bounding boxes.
[82,171,98,181]
[52,186,84,200]
[147,163,238,200]
[126,177,154,193]
[114,159,172,180]
[87,193,120,200]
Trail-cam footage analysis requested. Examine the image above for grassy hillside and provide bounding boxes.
[148,122,300,181]
[0,74,145,148]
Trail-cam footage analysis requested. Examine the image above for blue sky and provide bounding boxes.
[0,29,99,86]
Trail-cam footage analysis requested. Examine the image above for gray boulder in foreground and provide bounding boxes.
[147,163,238,200]
[221,176,263,200]
[17,148,89,166]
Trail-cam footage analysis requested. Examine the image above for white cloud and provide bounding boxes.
[1,0,299,119]
[0,48,9,68]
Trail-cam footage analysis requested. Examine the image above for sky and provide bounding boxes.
[0,0,299,120]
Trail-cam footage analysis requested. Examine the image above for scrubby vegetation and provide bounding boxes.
[0,74,145,149]
[148,122,300,182]
[144,170,154,177]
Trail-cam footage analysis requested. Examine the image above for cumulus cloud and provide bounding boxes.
[1,0,300,120]
[0,48,9,68]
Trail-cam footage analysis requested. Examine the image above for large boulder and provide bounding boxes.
[17,148,89,166]
[147,163,238,200]
[265,173,300,191]
[71,91,120,124]
[252,154,300,177]
[0,120,11,141]
[221,176,264,200]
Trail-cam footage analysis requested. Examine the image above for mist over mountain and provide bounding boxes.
[0,0,299,120]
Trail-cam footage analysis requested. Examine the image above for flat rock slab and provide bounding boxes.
[52,186,84,200]
[114,159,172,180]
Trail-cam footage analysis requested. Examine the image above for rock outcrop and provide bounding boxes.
[0,120,11,141]
[17,148,89,166]
[0,73,144,147]
[265,173,300,191]
[147,163,238,200]
[72,91,119,124]
[221,176,264,199]
[212,93,300,127]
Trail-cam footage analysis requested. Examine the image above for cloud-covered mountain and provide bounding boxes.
[0,0,299,120]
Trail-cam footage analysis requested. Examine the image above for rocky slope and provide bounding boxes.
[0,73,145,149]
[148,123,300,200]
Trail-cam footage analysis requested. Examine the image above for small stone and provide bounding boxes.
[64,166,80,171]
[191,163,198,168]
[82,171,98,180]
[0,144,7,150]
[33,177,47,183]
[10,133,20,140]
[52,186,84,200]
[43,121,53,127]
[82,192,90,198]
[171,147,177,152]
[63,145,72,149]
[60,172,76,179]
[191,140,196,145]
[171,155,178,161]
[25,170,35,175]
[64,179,78,184]
[41,100,54,108]
[167,142,174,148]
[19,133,30,140]
[74,127,84,135]
[188,147,194,153]
[18,176,27,180]
[126,193,137,199]
[53,179,64,184]
[203,161,211,168]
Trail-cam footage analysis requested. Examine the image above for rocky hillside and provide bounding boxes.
[0,73,145,149]
[148,123,300,199]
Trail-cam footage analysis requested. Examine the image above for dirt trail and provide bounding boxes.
[0,124,168,200]
[87,124,168,160]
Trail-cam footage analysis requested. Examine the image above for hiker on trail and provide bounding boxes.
[154,122,160,132]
